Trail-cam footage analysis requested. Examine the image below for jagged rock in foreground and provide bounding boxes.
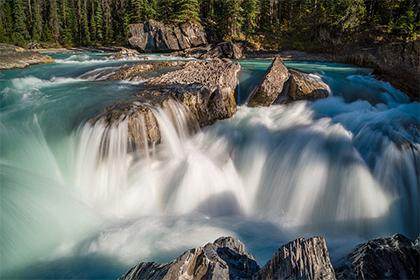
[0,43,53,70]
[336,234,420,280]
[91,59,240,148]
[128,20,207,52]
[254,236,336,280]
[248,57,289,107]
[248,57,330,107]
[120,237,259,280]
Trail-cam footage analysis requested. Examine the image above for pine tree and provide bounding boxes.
[12,0,30,45]
[89,0,97,42]
[243,0,259,36]
[60,0,74,46]
[157,0,175,22]
[102,0,113,42]
[31,0,42,42]
[94,0,103,41]
[173,0,200,23]
[49,0,60,42]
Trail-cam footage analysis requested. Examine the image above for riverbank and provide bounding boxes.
[0,44,53,70]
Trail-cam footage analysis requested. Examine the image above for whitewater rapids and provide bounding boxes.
[0,54,418,278]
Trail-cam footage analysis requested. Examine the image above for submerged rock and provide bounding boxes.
[120,236,259,280]
[128,20,207,52]
[0,43,53,70]
[248,57,290,107]
[247,57,330,107]
[254,236,336,280]
[335,234,420,280]
[91,59,240,148]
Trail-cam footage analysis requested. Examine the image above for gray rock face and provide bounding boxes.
[120,237,260,280]
[340,41,420,100]
[248,57,289,107]
[335,234,420,280]
[128,20,207,52]
[91,59,240,148]
[287,70,330,101]
[202,42,246,59]
[247,57,330,107]
[0,43,53,70]
[254,236,336,280]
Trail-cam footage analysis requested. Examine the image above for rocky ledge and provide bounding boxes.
[120,237,259,280]
[339,41,419,100]
[0,43,53,70]
[91,59,240,148]
[336,234,420,280]
[121,234,419,280]
[248,57,330,107]
[128,20,207,52]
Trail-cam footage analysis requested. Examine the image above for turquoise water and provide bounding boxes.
[1,52,419,279]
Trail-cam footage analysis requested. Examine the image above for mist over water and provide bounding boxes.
[1,53,419,278]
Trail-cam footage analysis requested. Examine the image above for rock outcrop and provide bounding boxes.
[173,41,246,59]
[91,59,240,148]
[248,57,330,107]
[254,236,336,280]
[110,47,140,60]
[340,41,420,100]
[120,237,260,280]
[128,20,207,52]
[0,44,53,70]
[287,70,330,101]
[248,57,289,106]
[336,234,420,280]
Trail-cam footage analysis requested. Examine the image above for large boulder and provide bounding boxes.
[287,70,330,101]
[120,237,260,280]
[128,20,207,52]
[335,234,420,280]
[254,236,336,280]
[0,43,53,70]
[247,57,330,107]
[248,57,290,107]
[91,59,240,148]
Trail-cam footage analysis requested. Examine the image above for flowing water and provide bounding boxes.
[0,52,419,279]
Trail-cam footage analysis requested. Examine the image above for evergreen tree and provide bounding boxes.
[49,0,60,42]
[60,0,74,46]
[157,0,175,22]
[102,0,113,42]
[12,0,30,45]
[31,0,42,42]
[173,0,200,23]
[243,0,260,36]
[89,0,97,42]
[94,0,103,41]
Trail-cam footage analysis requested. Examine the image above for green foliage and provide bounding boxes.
[242,0,260,36]
[0,0,417,48]
[12,0,29,46]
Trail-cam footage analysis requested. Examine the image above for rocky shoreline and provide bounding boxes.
[0,44,53,70]
[120,234,420,280]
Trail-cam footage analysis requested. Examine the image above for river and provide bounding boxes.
[1,52,418,278]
